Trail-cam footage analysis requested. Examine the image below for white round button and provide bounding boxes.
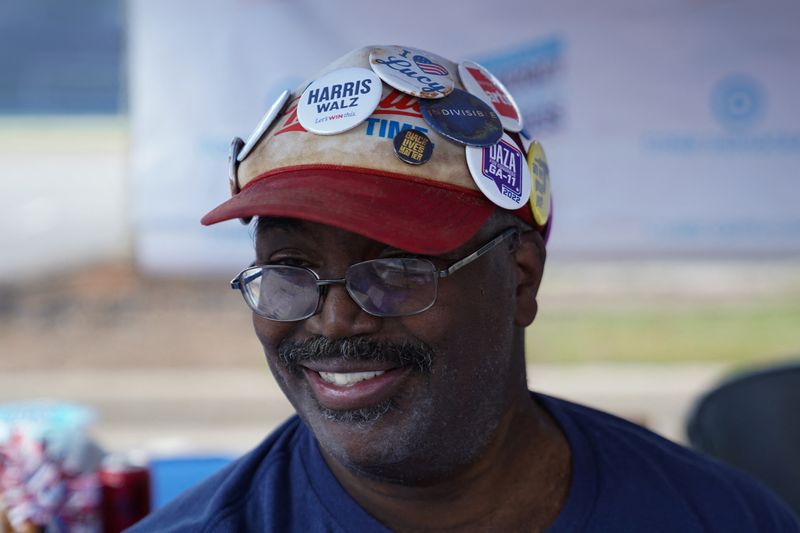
[458,61,523,132]
[297,67,382,135]
[369,45,454,99]
[466,133,531,209]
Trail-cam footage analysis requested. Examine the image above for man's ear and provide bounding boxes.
[513,230,546,327]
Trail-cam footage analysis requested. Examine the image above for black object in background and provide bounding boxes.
[687,361,800,517]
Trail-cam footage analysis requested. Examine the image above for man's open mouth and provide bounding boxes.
[302,364,411,412]
[278,336,434,413]
[318,370,386,387]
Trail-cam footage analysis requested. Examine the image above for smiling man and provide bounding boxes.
[129,46,798,532]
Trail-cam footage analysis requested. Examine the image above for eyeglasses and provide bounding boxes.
[231,228,519,321]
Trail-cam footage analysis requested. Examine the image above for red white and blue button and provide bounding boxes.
[369,45,454,99]
[458,61,523,133]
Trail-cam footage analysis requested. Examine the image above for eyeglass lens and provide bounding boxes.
[244,266,320,320]
[347,258,437,317]
[241,258,438,321]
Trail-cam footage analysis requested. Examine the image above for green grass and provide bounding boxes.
[525,299,800,364]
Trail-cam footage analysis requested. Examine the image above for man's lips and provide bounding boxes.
[301,361,412,412]
[302,359,397,374]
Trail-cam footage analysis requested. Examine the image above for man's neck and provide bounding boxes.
[321,390,571,532]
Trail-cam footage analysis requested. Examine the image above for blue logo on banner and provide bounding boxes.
[710,74,765,133]
[643,73,800,154]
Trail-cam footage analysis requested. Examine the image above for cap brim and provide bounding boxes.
[201,166,495,255]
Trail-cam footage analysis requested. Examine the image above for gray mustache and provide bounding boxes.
[277,336,434,374]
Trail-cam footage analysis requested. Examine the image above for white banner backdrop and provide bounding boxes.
[129,0,800,274]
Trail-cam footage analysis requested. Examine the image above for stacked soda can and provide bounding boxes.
[0,424,102,531]
[0,402,151,532]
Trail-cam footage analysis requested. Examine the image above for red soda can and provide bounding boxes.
[99,453,151,532]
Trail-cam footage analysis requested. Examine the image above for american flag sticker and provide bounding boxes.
[413,55,449,77]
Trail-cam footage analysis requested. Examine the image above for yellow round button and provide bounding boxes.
[526,140,551,227]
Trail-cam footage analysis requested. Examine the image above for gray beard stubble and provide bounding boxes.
[277,336,434,425]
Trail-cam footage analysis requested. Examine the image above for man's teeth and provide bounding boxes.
[318,370,385,387]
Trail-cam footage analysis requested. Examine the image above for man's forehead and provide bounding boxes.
[256,216,305,234]
[254,216,491,257]
[256,217,401,249]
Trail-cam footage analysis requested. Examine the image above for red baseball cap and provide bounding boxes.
[201,46,548,254]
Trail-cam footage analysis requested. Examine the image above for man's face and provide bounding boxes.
[252,218,530,483]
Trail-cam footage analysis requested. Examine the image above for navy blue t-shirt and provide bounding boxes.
[128,394,799,532]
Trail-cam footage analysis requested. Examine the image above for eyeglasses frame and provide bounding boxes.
[230,227,520,321]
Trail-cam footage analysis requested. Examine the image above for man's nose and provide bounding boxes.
[305,283,382,338]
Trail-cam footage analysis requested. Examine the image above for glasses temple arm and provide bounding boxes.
[230,269,262,290]
[438,228,519,279]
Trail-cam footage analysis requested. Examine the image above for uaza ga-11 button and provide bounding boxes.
[466,133,531,210]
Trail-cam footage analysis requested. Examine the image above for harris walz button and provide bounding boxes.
[297,67,382,135]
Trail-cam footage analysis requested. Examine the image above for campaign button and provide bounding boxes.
[527,140,551,226]
[228,136,252,225]
[419,88,502,147]
[393,129,433,165]
[297,67,382,135]
[369,45,454,99]
[228,136,244,196]
[458,61,523,132]
[466,133,531,210]
[238,89,291,162]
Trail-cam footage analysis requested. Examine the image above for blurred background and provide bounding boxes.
[1,0,799,466]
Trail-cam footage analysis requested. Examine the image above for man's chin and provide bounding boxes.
[317,398,396,426]
[304,393,448,483]
[305,394,406,440]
